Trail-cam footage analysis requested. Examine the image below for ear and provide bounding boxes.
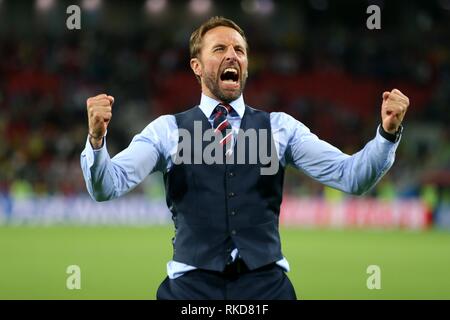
[190,58,202,78]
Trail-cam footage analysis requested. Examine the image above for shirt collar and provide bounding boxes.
[199,93,246,119]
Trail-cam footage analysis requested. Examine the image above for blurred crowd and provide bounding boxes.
[0,0,449,212]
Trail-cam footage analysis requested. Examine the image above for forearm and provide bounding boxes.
[333,127,399,195]
[290,125,400,195]
[80,139,116,201]
[80,135,160,201]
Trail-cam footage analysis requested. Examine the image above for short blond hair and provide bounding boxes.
[189,16,249,59]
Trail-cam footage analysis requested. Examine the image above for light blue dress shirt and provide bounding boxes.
[81,93,400,279]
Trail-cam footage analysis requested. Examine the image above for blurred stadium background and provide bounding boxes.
[0,0,449,299]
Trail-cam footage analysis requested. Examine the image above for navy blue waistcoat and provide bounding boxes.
[163,105,285,271]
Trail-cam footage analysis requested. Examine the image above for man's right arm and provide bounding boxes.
[80,94,175,201]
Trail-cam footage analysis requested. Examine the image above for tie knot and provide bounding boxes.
[215,104,232,116]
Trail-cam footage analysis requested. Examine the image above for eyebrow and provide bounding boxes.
[211,43,246,51]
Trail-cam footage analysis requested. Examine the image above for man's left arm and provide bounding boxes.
[280,89,409,195]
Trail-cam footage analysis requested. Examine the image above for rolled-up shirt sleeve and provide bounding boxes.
[80,115,175,201]
[271,112,401,195]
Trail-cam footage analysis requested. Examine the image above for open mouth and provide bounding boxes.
[220,67,239,84]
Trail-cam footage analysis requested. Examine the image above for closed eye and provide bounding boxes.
[213,46,225,52]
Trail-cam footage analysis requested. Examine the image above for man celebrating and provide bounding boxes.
[81,16,409,300]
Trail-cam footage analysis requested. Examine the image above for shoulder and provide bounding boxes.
[244,105,271,123]
[270,111,294,122]
[269,112,304,127]
[173,106,200,119]
[244,108,311,133]
[269,112,312,139]
[173,106,198,116]
[146,114,176,129]
[140,114,177,140]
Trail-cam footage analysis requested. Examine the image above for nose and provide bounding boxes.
[224,45,238,61]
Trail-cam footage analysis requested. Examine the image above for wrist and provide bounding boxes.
[89,132,104,149]
[383,127,397,135]
[379,124,402,143]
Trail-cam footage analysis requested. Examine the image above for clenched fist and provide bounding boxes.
[381,89,409,134]
[86,94,114,148]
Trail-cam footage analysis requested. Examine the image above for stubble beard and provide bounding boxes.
[203,71,246,104]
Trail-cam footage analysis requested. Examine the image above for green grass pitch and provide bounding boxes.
[1,226,449,299]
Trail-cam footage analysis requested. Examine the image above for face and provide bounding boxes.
[191,26,249,103]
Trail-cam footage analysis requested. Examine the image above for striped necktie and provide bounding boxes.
[213,103,233,156]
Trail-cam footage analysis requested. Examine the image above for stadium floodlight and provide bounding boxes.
[241,0,274,16]
[145,0,167,15]
[256,0,274,15]
[35,0,55,13]
[82,0,102,12]
[189,0,212,16]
